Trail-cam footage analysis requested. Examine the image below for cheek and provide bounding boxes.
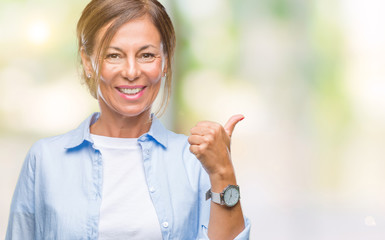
[143,62,163,83]
[100,64,118,83]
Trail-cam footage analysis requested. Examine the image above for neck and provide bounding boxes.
[90,102,152,138]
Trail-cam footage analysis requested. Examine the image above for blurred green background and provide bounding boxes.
[1,0,385,239]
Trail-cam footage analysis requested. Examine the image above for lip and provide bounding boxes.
[117,85,145,89]
[115,85,146,100]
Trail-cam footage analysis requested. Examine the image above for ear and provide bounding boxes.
[80,47,94,76]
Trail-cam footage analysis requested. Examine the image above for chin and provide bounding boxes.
[116,106,151,118]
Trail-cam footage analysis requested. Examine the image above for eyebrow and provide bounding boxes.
[139,44,157,51]
[108,44,157,52]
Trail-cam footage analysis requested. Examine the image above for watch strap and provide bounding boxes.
[206,189,222,204]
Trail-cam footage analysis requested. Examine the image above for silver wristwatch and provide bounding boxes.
[206,185,240,207]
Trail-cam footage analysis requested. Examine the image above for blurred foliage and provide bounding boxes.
[1,0,385,238]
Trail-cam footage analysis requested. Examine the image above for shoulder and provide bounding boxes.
[24,134,70,169]
[29,129,79,153]
[15,132,75,181]
[26,113,95,161]
[28,113,96,154]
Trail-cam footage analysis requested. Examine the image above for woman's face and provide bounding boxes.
[86,15,165,119]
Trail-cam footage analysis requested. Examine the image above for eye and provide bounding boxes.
[105,53,121,59]
[138,53,156,63]
[142,53,155,58]
[104,52,124,64]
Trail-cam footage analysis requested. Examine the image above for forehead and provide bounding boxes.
[99,15,162,49]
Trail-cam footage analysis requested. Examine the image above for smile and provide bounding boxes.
[117,87,145,95]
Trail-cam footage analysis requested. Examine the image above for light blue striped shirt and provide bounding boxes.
[6,113,250,239]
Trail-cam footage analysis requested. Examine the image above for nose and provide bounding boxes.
[122,57,140,81]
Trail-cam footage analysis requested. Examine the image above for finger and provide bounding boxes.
[195,121,218,128]
[188,135,205,145]
[189,145,201,157]
[190,126,212,136]
[224,114,244,137]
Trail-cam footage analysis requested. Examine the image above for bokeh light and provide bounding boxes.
[27,20,50,45]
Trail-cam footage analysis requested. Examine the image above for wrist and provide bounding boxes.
[209,168,237,192]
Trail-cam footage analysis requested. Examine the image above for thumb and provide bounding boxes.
[224,114,244,137]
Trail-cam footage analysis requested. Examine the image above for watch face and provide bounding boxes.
[223,185,240,207]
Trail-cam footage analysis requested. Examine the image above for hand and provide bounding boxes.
[188,114,244,178]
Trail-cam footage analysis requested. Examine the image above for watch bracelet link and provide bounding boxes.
[206,189,223,204]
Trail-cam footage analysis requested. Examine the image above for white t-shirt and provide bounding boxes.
[91,134,162,240]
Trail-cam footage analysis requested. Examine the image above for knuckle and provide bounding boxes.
[214,123,222,131]
[204,135,214,143]
[200,143,208,152]
[208,128,216,136]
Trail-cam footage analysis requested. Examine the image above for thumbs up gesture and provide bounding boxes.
[188,114,244,178]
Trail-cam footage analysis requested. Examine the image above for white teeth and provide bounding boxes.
[119,88,143,95]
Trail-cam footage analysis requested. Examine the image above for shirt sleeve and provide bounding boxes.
[6,149,37,240]
[199,217,251,240]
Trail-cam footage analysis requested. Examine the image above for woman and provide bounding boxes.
[6,0,250,239]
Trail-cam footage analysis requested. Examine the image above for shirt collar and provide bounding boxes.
[144,114,168,148]
[64,112,99,149]
[64,112,168,149]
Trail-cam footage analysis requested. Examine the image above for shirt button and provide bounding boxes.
[162,222,169,228]
[149,187,155,193]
